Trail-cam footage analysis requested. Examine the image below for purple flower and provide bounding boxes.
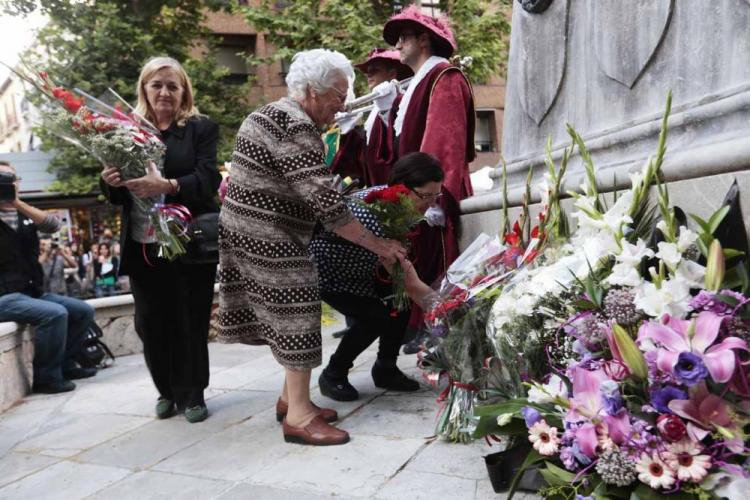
[674,351,709,387]
[650,386,688,414]
[689,289,745,315]
[600,380,624,415]
[570,443,592,466]
[576,496,594,500]
[559,446,578,471]
[521,406,542,428]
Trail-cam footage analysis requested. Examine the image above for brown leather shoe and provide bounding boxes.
[282,415,350,446]
[275,398,338,423]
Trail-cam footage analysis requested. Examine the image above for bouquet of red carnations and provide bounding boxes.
[7,63,189,260]
[362,184,425,311]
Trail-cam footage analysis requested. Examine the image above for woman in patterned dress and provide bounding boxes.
[218,49,406,446]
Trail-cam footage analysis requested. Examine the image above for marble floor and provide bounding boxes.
[0,315,539,499]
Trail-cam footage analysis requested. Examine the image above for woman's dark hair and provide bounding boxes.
[388,152,444,189]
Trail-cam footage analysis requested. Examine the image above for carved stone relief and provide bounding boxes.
[593,0,674,88]
[517,0,554,14]
[515,0,569,125]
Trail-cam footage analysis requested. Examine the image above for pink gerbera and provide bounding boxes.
[636,453,676,490]
[663,440,711,482]
[528,420,559,456]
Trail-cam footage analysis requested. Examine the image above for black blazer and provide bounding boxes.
[101,116,221,274]
[0,213,44,297]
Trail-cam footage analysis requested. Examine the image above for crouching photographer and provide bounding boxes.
[0,161,97,394]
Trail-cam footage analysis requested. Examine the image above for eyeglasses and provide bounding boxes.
[329,86,348,103]
[411,188,442,201]
[398,32,419,44]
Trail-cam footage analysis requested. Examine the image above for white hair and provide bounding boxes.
[285,49,355,100]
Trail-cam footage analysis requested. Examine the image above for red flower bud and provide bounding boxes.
[656,414,687,442]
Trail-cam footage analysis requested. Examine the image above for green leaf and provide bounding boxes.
[544,462,576,483]
[539,467,566,487]
[473,415,500,439]
[723,248,745,259]
[708,205,731,234]
[474,399,531,417]
[689,213,711,234]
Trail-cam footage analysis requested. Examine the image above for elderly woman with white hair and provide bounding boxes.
[218,49,406,446]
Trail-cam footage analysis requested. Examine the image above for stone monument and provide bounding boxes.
[461,0,750,243]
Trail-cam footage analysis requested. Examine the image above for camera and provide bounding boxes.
[0,170,16,203]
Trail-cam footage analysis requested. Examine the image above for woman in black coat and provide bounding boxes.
[101,56,220,423]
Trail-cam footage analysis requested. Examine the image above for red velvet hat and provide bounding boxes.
[383,5,457,59]
[354,48,414,80]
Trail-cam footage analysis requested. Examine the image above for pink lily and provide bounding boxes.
[566,366,632,456]
[668,382,744,453]
[638,311,749,383]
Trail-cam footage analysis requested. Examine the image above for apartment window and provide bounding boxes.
[475,110,496,153]
[279,58,292,77]
[420,0,442,17]
[215,35,256,85]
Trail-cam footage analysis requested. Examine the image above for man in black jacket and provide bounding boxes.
[0,161,96,394]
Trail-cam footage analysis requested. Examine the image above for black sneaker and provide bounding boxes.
[32,379,76,394]
[372,361,420,392]
[318,369,359,401]
[63,366,97,380]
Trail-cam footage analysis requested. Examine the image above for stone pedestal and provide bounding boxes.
[460,0,750,240]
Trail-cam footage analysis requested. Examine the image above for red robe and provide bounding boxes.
[329,127,368,183]
[396,62,476,328]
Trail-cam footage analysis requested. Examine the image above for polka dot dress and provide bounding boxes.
[218,98,354,370]
[309,187,386,299]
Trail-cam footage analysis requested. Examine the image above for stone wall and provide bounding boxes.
[0,286,219,413]
[460,0,750,238]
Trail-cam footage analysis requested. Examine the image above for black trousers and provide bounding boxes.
[322,291,410,374]
[126,239,217,403]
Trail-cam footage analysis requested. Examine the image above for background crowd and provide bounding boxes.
[37,229,127,299]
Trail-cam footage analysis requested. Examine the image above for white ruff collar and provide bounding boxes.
[394,56,448,137]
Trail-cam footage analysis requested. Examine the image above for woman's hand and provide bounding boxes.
[370,237,406,262]
[123,161,171,198]
[101,166,124,187]
[394,254,433,305]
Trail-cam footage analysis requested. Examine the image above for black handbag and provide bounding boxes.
[181,212,219,265]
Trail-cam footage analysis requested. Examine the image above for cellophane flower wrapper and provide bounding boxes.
[419,233,526,442]
[14,66,189,260]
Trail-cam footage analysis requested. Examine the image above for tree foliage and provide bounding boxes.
[242,0,512,93]
[7,0,251,194]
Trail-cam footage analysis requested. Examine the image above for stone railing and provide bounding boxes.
[0,285,219,413]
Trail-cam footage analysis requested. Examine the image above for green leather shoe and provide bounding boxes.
[155,397,175,419]
[184,404,208,423]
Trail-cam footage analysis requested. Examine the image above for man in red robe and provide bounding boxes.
[328,49,412,187]
[382,6,476,342]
